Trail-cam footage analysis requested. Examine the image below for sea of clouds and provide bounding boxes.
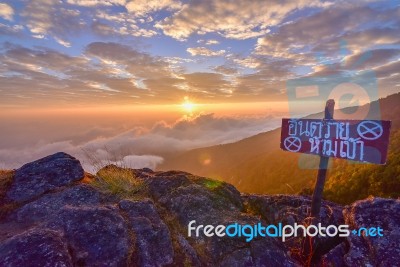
[0,113,281,173]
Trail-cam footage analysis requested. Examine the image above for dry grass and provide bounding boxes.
[81,172,96,184]
[81,147,149,199]
[92,165,146,199]
[0,170,14,201]
[0,170,17,219]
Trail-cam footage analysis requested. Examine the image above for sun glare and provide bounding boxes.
[182,96,195,113]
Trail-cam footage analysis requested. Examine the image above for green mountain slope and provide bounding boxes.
[159,93,400,204]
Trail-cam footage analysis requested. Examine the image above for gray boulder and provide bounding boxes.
[243,194,344,226]
[46,205,130,266]
[6,152,84,203]
[343,197,400,267]
[320,242,348,266]
[12,184,101,224]
[243,194,345,262]
[147,173,297,266]
[119,199,174,267]
[0,228,72,267]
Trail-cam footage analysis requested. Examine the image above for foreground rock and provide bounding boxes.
[0,152,399,266]
[119,199,174,266]
[244,194,345,262]
[0,229,72,267]
[6,152,84,203]
[47,206,130,266]
[146,172,296,266]
[343,197,400,266]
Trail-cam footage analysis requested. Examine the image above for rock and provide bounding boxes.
[119,199,174,267]
[12,184,101,224]
[6,152,84,203]
[1,153,399,267]
[343,197,400,267]
[250,239,297,267]
[155,182,242,226]
[46,206,130,266]
[216,234,298,267]
[320,242,348,266]
[243,194,344,226]
[0,228,72,267]
[147,171,192,200]
[148,173,297,266]
[219,248,253,267]
[243,194,345,261]
[176,234,202,266]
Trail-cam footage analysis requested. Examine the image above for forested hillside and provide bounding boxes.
[159,93,400,204]
[321,129,400,204]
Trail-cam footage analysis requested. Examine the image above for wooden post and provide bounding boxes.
[302,99,335,264]
[310,99,335,220]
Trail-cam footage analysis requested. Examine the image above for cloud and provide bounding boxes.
[150,113,276,143]
[197,39,220,45]
[205,39,219,45]
[21,0,84,44]
[247,2,400,98]
[312,48,400,75]
[91,18,157,38]
[374,60,400,79]
[0,23,23,36]
[155,0,331,40]
[0,3,14,21]
[255,3,400,59]
[1,1,399,106]
[233,57,261,69]
[187,47,225,57]
[213,65,238,75]
[81,152,164,172]
[66,0,127,7]
[18,0,160,41]
[54,37,72,47]
[181,72,231,96]
[125,0,181,17]
[0,42,179,107]
[0,40,307,107]
[120,155,163,169]
[3,41,278,107]
[84,42,173,80]
[0,113,281,171]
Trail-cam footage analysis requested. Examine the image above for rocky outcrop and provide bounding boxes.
[243,194,345,262]
[6,152,84,203]
[342,197,400,267]
[243,194,344,226]
[0,152,399,266]
[0,229,73,267]
[11,184,101,224]
[119,199,174,266]
[146,172,296,266]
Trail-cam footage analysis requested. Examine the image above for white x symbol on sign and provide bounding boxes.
[284,137,301,152]
[357,121,383,140]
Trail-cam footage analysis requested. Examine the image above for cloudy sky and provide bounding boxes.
[0,0,399,170]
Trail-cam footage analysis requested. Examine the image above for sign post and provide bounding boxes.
[280,99,391,263]
[310,99,334,219]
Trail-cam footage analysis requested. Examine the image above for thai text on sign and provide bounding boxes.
[280,119,391,164]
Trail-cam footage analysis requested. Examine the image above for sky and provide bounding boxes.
[0,0,399,170]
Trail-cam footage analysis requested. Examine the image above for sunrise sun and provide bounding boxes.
[181,96,195,113]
